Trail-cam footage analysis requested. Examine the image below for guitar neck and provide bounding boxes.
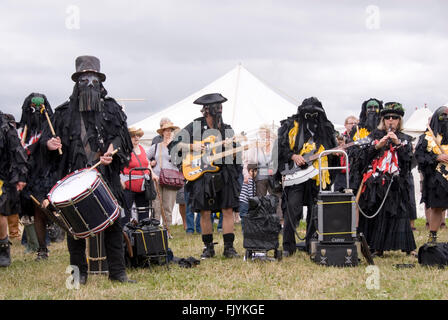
[304,142,354,163]
[204,135,246,150]
[209,143,255,162]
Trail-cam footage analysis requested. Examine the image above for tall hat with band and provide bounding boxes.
[71,55,106,82]
[381,102,405,117]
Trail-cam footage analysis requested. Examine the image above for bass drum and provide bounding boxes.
[48,168,120,239]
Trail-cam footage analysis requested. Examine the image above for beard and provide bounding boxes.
[365,112,380,131]
[78,87,102,112]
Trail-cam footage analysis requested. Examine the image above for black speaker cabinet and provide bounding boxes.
[317,192,356,244]
[86,231,108,274]
[312,242,358,267]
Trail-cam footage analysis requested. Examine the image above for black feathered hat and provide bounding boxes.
[381,102,405,117]
[71,55,106,82]
[193,93,227,106]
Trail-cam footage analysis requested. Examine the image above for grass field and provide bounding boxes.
[1,218,447,300]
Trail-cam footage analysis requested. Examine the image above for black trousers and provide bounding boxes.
[282,183,306,253]
[67,220,126,278]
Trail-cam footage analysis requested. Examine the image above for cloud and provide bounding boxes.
[1,0,448,126]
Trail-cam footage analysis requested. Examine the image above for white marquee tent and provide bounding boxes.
[132,64,298,146]
[403,106,433,139]
[132,64,299,225]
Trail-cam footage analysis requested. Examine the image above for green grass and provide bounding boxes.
[1,218,447,300]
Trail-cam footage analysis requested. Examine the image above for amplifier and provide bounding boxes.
[125,225,169,267]
[311,242,358,267]
[86,231,108,274]
[317,192,356,244]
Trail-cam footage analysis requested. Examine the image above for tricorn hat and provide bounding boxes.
[193,93,227,106]
[71,55,106,82]
[381,102,405,117]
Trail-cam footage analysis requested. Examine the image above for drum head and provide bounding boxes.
[50,169,98,203]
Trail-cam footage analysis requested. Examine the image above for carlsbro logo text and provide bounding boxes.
[331,238,345,243]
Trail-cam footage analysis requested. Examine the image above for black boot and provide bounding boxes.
[427,231,437,246]
[109,274,137,283]
[223,233,239,258]
[36,247,49,261]
[0,237,11,267]
[223,243,239,258]
[200,234,215,259]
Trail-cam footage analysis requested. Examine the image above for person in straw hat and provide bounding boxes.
[121,127,153,225]
[146,120,181,236]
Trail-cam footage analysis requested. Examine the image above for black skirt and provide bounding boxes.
[186,165,241,212]
[358,174,416,253]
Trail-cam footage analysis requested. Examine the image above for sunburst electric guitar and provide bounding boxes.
[182,134,252,181]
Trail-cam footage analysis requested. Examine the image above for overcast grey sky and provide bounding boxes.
[1,0,448,127]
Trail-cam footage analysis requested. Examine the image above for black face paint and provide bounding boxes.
[78,73,102,112]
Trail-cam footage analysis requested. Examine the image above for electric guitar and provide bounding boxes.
[282,137,372,187]
[182,136,254,181]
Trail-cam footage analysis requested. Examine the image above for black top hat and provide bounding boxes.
[193,93,227,106]
[380,102,405,117]
[71,55,106,82]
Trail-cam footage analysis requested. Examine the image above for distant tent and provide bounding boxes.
[132,64,299,225]
[132,64,298,146]
[403,106,433,139]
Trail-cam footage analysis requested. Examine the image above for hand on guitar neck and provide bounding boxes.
[291,154,306,167]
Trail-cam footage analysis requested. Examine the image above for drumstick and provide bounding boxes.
[85,148,120,173]
[30,195,71,234]
[41,105,63,155]
[30,194,42,207]
[21,125,27,145]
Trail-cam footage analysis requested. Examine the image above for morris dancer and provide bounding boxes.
[357,102,416,256]
[17,93,55,260]
[277,97,337,256]
[415,105,448,244]
[42,55,135,284]
[0,112,27,267]
[169,93,242,259]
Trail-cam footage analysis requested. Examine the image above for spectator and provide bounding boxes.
[147,120,180,236]
[239,163,257,229]
[121,127,151,225]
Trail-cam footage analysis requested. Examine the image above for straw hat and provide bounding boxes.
[128,126,144,137]
[157,121,179,136]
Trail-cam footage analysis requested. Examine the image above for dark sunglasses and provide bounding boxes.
[384,115,400,120]
[438,113,448,121]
